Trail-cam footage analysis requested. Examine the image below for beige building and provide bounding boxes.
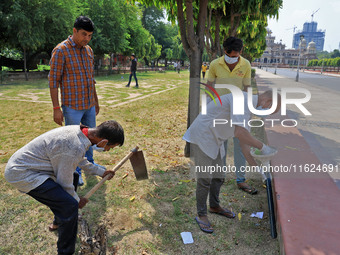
[253,29,317,67]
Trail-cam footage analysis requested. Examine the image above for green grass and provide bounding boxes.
[0,70,279,254]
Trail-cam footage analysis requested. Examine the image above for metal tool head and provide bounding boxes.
[129,150,148,180]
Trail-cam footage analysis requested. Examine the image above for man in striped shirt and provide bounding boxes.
[49,16,100,186]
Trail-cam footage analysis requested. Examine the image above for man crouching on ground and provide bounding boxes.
[5,120,124,255]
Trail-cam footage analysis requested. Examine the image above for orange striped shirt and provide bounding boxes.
[49,36,96,110]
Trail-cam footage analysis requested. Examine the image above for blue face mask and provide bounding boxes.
[92,144,105,152]
[92,140,107,152]
[255,105,271,118]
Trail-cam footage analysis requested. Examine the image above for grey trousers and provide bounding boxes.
[192,144,226,216]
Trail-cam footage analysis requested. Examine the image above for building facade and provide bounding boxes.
[292,22,325,52]
[253,29,317,67]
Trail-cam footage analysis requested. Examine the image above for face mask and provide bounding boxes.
[92,140,107,152]
[255,105,271,118]
[92,144,105,152]
[224,54,239,65]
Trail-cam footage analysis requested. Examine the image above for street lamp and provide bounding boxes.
[296,34,305,82]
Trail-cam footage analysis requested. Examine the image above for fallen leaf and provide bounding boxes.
[179,179,191,183]
[238,213,242,221]
[139,212,143,219]
[172,197,179,201]
[130,196,135,202]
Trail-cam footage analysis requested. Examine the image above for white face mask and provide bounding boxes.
[224,54,239,65]
[92,140,107,152]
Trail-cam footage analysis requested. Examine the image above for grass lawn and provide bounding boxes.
[0,70,279,254]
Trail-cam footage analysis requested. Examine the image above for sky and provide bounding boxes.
[267,0,340,52]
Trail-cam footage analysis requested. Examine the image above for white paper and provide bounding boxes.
[180,232,194,244]
[250,212,264,219]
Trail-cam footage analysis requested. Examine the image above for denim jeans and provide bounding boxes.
[127,71,138,86]
[62,105,96,174]
[28,179,79,255]
[223,137,246,184]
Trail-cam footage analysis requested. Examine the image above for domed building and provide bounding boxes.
[253,29,317,67]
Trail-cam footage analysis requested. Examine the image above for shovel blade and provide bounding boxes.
[129,150,148,180]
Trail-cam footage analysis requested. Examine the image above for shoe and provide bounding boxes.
[78,174,84,186]
[134,85,139,88]
[125,84,130,87]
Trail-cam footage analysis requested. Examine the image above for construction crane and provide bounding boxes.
[286,26,297,33]
[311,8,320,22]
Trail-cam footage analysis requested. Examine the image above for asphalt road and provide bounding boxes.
[263,67,340,92]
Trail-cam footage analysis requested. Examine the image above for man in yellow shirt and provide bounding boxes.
[207,37,257,195]
[201,62,208,79]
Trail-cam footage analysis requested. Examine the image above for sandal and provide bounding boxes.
[48,223,59,232]
[209,208,236,218]
[238,183,258,195]
[195,217,214,233]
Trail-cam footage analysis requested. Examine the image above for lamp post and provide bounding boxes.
[296,34,305,82]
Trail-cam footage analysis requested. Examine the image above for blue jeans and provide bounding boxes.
[127,71,138,86]
[223,137,246,184]
[28,179,79,255]
[62,105,96,173]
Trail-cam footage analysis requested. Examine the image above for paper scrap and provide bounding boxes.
[180,232,194,244]
[250,212,264,219]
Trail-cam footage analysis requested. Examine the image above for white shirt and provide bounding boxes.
[183,92,258,160]
[5,126,106,202]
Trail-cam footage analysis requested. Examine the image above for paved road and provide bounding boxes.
[263,67,340,92]
[256,68,340,188]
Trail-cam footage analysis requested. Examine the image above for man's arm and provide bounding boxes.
[49,48,64,126]
[93,83,100,115]
[49,88,64,125]
[242,65,252,92]
[234,125,263,166]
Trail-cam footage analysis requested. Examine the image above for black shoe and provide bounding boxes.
[125,84,130,87]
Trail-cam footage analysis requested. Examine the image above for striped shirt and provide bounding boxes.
[49,36,96,110]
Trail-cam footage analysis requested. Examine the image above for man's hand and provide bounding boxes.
[102,170,115,180]
[78,197,89,209]
[53,108,64,126]
[95,101,100,115]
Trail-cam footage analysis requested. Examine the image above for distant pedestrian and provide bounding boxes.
[126,54,139,88]
[173,61,178,72]
[201,63,208,79]
[177,61,181,73]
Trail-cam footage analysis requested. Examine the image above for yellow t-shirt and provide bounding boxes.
[202,65,208,72]
[207,56,251,95]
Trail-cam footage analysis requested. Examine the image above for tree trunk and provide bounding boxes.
[184,49,203,157]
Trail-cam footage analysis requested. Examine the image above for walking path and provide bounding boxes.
[255,68,340,254]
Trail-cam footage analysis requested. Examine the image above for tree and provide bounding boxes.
[1,0,77,78]
[205,0,282,61]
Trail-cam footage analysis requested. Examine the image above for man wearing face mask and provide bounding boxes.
[5,120,124,255]
[207,37,257,195]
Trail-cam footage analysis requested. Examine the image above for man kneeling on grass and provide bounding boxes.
[5,120,124,254]
[183,90,280,233]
